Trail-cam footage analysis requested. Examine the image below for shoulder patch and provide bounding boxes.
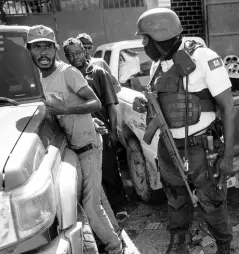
[208,57,223,71]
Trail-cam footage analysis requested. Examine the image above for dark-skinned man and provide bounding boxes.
[27,25,123,254]
[63,37,129,224]
[76,33,121,96]
[133,8,235,254]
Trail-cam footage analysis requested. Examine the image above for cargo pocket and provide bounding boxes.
[197,183,227,214]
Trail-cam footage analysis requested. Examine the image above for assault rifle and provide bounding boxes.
[142,61,198,207]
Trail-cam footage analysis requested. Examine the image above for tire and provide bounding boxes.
[77,203,98,254]
[126,138,166,204]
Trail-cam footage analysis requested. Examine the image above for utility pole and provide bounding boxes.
[51,0,60,44]
[0,0,6,24]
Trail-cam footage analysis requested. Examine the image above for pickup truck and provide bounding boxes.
[0,25,97,254]
[94,38,239,203]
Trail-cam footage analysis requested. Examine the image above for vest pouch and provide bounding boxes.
[154,65,180,93]
[173,50,196,77]
[158,92,201,128]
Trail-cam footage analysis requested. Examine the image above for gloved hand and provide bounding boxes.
[132,96,148,113]
[213,156,233,189]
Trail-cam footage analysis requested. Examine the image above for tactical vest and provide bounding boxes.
[153,41,216,129]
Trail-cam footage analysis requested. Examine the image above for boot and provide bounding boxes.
[165,233,189,254]
[216,243,230,254]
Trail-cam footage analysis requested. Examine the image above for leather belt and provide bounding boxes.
[74,143,93,155]
[175,133,207,148]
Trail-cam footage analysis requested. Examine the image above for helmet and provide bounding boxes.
[136,8,183,42]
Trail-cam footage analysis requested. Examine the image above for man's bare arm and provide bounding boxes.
[106,104,117,131]
[44,85,101,115]
[214,87,235,188]
[66,85,101,114]
[106,103,118,147]
[214,88,235,158]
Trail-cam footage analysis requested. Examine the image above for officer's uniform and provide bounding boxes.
[155,44,233,247]
[135,7,233,252]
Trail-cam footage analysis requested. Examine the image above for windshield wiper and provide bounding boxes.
[0,97,19,106]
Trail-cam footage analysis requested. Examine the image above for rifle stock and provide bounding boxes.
[144,90,198,207]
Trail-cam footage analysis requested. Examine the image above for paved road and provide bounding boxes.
[119,156,239,254]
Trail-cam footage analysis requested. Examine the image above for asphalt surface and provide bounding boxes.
[118,151,239,254]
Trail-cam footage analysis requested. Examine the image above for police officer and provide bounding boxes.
[133,8,235,254]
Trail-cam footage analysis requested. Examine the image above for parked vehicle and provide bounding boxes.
[0,25,94,254]
[95,38,239,203]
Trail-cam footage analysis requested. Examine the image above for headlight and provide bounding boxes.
[0,204,10,245]
[0,146,59,250]
[0,195,18,249]
[15,179,54,231]
[12,154,57,240]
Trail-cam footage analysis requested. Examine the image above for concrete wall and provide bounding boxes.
[6,7,146,59]
[4,0,206,48]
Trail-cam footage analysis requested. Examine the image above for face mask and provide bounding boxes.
[144,36,162,62]
[156,36,182,61]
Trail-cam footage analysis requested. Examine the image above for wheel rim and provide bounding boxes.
[130,151,147,191]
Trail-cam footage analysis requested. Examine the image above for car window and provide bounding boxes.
[94,50,102,58]
[104,50,112,65]
[0,32,43,100]
[118,47,152,92]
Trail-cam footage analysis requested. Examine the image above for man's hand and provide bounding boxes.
[132,96,148,113]
[214,156,233,189]
[109,130,118,148]
[43,94,67,115]
[93,118,108,135]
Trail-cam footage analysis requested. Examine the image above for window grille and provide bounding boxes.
[1,0,145,15]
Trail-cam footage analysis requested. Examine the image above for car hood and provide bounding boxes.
[0,104,43,190]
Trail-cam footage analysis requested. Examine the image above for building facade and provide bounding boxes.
[171,0,204,38]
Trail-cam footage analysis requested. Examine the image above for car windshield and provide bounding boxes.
[118,47,152,92]
[0,32,43,101]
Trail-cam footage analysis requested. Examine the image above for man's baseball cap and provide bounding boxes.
[27,25,56,44]
[76,33,93,45]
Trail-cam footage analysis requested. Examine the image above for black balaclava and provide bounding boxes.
[144,35,162,62]
[156,34,182,61]
[144,34,182,62]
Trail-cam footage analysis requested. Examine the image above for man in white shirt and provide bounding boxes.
[133,8,235,254]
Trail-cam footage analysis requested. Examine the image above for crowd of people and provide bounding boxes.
[26,6,235,254]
